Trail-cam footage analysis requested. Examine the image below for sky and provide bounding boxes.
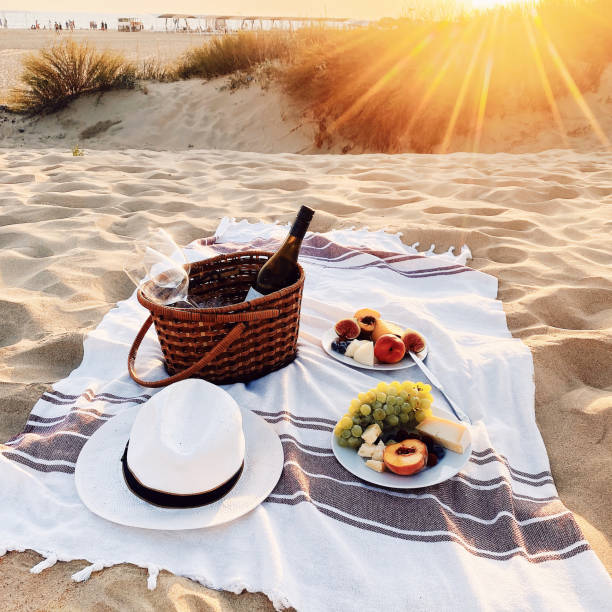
[1,0,516,20]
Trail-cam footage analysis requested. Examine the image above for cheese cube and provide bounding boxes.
[365,459,386,473]
[371,441,385,462]
[357,443,377,458]
[361,423,382,445]
[416,416,471,454]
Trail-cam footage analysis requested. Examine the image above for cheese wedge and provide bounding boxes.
[365,459,386,473]
[357,442,378,458]
[371,441,385,462]
[361,423,382,445]
[416,416,471,454]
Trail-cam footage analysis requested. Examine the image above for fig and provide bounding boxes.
[354,308,381,333]
[334,318,360,339]
[401,328,426,354]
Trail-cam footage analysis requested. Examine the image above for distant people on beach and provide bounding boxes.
[3,17,8,28]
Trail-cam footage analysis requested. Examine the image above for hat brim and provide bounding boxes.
[75,404,283,530]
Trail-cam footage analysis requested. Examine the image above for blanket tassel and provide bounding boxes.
[147,564,160,590]
[71,561,105,582]
[30,554,58,574]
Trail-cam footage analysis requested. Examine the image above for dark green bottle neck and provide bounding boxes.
[289,218,309,241]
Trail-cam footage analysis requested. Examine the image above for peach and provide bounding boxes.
[374,334,406,364]
[383,439,428,476]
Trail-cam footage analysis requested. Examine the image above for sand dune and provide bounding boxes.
[1,64,611,154]
[0,147,610,607]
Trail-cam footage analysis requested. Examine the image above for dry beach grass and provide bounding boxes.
[5,0,612,153]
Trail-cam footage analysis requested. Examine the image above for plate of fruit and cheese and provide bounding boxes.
[322,308,428,371]
[331,381,471,489]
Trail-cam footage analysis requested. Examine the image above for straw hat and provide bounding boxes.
[75,379,283,530]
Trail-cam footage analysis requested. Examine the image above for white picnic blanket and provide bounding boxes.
[1,218,610,611]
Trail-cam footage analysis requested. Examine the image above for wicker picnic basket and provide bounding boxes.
[128,251,304,388]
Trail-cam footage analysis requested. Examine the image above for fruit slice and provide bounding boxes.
[334,318,360,340]
[344,339,365,358]
[372,319,404,342]
[402,329,426,354]
[383,439,428,475]
[353,341,374,366]
[354,308,381,333]
[374,334,406,364]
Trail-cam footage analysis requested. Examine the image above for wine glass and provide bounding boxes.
[123,231,198,308]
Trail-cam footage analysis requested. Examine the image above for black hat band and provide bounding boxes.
[121,441,243,509]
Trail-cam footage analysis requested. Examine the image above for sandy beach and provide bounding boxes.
[0,25,610,611]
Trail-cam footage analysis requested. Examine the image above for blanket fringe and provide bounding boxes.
[71,561,106,582]
[30,553,58,574]
[147,564,160,590]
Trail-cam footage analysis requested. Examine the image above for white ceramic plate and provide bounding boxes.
[331,407,471,489]
[75,405,284,530]
[321,323,428,371]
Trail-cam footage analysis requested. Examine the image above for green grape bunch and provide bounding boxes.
[334,380,434,448]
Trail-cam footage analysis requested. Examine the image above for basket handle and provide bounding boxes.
[128,316,252,389]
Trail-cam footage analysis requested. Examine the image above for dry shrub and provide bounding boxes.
[136,58,179,82]
[175,30,298,79]
[10,40,136,114]
[282,0,612,152]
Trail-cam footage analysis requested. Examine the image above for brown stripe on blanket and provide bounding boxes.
[3,430,89,464]
[267,494,590,563]
[470,454,552,480]
[268,449,585,560]
[1,452,75,474]
[41,391,149,407]
[204,237,473,279]
[19,415,108,439]
[26,411,112,424]
[45,389,151,403]
[253,410,337,425]
[456,471,555,488]
[275,443,562,516]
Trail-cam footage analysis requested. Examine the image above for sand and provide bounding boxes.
[0,27,610,612]
[0,147,610,608]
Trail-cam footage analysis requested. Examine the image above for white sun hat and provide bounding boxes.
[75,379,284,530]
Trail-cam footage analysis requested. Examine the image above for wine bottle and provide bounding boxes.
[245,206,315,301]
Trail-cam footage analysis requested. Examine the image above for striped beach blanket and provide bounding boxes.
[1,218,610,610]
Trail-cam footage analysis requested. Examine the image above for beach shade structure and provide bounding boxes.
[118,17,144,31]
